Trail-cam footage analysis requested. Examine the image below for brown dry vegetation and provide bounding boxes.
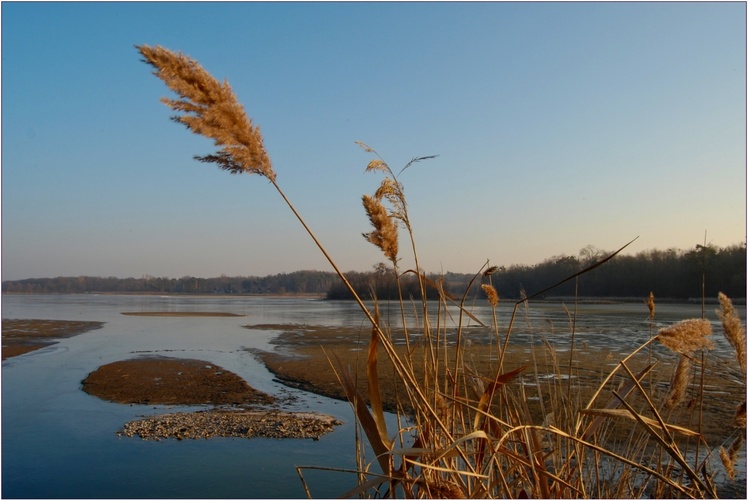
[252,323,744,450]
[137,44,746,497]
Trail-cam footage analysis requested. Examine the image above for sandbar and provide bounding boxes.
[2,319,104,360]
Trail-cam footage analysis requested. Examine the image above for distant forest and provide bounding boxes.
[3,244,745,301]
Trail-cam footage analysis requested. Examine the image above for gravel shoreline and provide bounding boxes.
[118,409,342,441]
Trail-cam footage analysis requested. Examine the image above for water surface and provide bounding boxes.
[2,294,744,498]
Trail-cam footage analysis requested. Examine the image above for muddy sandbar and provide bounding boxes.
[2,319,104,360]
[82,356,275,405]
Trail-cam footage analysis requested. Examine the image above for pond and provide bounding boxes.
[2,294,745,498]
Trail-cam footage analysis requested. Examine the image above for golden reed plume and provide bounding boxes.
[646,291,655,320]
[664,354,691,409]
[136,44,275,181]
[362,194,399,263]
[656,318,714,355]
[716,292,746,377]
[481,284,499,307]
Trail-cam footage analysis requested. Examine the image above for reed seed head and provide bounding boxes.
[720,446,736,480]
[716,292,746,377]
[136,44,275,181]
[734,401,746,429]
[481,284,499,307]
[646,292,655,320]
[374,177,399,201]
[373,178,407,226]
[665,355,691,409]
[362,194,398,264]
[355,140,375,153]
[720,434,743,481]
[656,318,714,355]
[483,265,499,277]
[365,159,389,174]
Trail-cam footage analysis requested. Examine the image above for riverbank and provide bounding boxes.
[1,319,104,360]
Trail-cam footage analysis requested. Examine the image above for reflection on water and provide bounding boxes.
[2,294,745,498]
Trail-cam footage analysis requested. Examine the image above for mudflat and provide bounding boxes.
[251,323,746,445]
[2,319,104,360]
[81,356,275,405]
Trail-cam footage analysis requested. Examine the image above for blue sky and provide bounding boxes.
[2,1,746,281]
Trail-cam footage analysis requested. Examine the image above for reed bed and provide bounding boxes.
[138,45,746,498]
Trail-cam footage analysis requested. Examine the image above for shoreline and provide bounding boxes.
[3,291,743,305]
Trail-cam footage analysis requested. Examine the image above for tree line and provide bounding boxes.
[3,243,745,301]
[1,271,339,295]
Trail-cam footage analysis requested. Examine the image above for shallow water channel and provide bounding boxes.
[2,294,745,498]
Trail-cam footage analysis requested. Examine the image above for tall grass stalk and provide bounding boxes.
[139,45,745,498]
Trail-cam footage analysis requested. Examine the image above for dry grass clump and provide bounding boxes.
[139,45,745,498]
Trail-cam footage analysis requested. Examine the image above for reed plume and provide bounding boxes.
[136,44,275,180]
[716,292,746,377]
[483,265,499,277]
[720,446,736,480]
[734,401,746,429]
[362,194,399,264]
[656,319,714,355]
[481,283,499,307]
[664,354,691,409]
[720,434,743,481]
[137,46,397,409]
[646,291,655,319]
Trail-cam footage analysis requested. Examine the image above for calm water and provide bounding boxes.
[2,294,745,498]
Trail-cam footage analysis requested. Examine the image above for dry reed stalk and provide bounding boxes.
[358,144,437,395]
[366,302,391,449]
[656,319,714,355]
[138,48,460,473]
[716,292,746,377]
[141,45,742,498]
[136,45,274,180]
[664,355,691,409]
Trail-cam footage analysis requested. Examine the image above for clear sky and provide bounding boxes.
[1,1,746,281]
